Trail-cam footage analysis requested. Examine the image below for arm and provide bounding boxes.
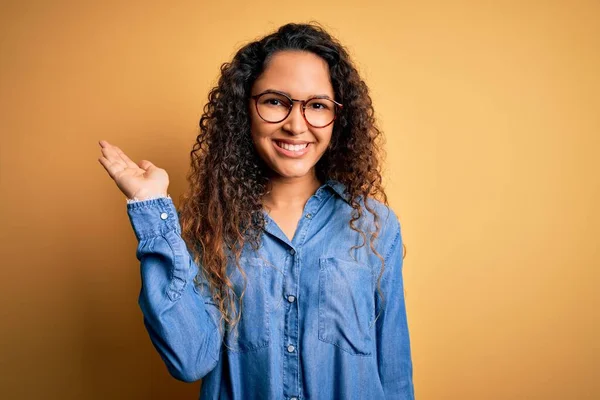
[127,196,222,382]
[375,225,415,399]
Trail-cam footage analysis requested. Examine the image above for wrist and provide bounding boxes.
[129,189,169,201]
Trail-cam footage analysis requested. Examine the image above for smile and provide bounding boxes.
[273,140,311,158]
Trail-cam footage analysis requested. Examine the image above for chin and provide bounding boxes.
[269,163,314,179]
[273,169,312,179]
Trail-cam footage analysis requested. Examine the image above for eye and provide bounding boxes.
[259,94,291,108]
[265,98,281,106]
[306,100,332,111]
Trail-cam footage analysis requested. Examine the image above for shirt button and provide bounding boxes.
[305,213,312,219]
[160,212,168,220]
[287,295,296,303]
[290,397,298,400]
[289,248,296,256]
[287,344,295,353]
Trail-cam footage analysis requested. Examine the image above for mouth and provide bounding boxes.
[272,140,311,158]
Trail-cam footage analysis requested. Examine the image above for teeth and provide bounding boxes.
[276,141,309,151]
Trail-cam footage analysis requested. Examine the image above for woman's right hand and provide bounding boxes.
[97,140,169,200]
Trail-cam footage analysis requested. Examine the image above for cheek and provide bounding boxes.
[317,129,334,147]
[249,116,266,143]
[248,104,261,134]
[249,107,275,138]
[250,123,274,144]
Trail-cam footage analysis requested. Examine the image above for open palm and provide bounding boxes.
[97,140,169,200]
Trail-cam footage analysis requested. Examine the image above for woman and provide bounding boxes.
[98,22,414,400]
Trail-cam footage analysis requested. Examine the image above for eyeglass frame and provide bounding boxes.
[250,90,344,128]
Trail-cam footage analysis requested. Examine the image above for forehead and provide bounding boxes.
[252,51,334,97]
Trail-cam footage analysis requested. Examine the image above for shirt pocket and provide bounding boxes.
[318,257,375,356]
[223,257,271,353]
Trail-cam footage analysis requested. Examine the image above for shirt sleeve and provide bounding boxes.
[126,193,171,204]
[375,225,415,399]
[126,196,223,382]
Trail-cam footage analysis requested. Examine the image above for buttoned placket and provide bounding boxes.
[262,186,330,400]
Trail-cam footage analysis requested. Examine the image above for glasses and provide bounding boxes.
[251,90,343,128]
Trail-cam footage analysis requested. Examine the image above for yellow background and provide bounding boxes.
[1,1,598,399]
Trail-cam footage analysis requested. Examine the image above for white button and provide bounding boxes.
[305,213,312,219]
[291,397,298,400]
[287,344,295,353]
[160,212,168,220]
[287,295,296,303]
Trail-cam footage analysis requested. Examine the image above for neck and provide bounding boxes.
[263,172,322,211]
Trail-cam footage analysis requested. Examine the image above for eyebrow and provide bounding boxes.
[260,88,334,100]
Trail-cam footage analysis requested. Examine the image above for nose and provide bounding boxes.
[282,101,308,135]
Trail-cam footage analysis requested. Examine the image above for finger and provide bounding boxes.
[99,139,114,149]
[98,156,125,179]
[100,144,126,168]
[113,146,139,169]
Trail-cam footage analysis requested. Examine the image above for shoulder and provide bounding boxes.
[343,193,402,260]
[327,179,402,256]
[362,196,402,256]
[328,180,399,228]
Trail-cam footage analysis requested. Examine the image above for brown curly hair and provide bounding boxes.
[177,22,403,343]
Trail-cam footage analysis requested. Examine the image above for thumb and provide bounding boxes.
[138,160,156,171]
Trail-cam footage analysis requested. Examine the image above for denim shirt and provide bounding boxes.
[126,179,414,400]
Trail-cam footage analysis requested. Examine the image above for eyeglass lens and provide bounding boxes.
[255,93,336,127]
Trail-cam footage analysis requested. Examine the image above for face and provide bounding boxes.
[249,50,336,181]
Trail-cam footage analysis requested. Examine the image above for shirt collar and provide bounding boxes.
[324,178,351,205]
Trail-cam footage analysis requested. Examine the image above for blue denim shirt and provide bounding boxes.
[126,179,414,399]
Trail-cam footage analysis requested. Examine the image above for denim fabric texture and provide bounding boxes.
[126,179,414,399]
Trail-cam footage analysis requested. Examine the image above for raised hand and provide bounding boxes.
[97,140,169,200]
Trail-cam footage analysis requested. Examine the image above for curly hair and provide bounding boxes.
[177,22,403,343]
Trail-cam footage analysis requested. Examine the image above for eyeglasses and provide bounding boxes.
[251,90,343,128]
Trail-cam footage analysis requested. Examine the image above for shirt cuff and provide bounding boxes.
[126,196,181,241]
[126,194,171,204]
